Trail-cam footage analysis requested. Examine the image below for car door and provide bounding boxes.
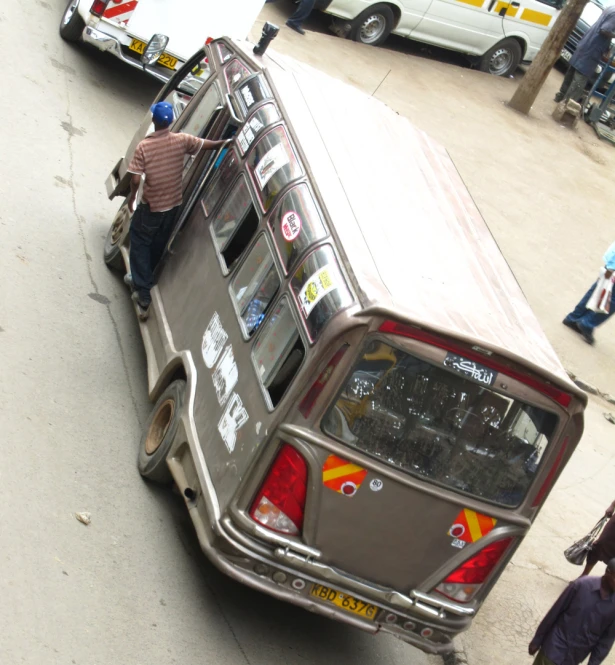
[409,0,509,55]
[501,0,561,61]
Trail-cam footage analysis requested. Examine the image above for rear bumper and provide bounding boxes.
[81,25,172,83]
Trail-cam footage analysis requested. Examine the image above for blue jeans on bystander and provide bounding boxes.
[287,0,315,29]
[565,281,615,338]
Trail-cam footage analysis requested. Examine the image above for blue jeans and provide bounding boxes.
[129,203,179,306]
[287,0,315,28]
[566,281,615,333]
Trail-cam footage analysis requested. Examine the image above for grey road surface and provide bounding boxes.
[0,2,430,664]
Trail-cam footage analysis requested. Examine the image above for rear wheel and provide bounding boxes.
[478,38,522,77]
[350,4,395,46]
[103,200,131,272]
[59,0,85,42]
[138,380,186,484]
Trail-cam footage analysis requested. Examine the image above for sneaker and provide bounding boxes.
[554,92,564,103]
[123,273,134,290]
[131,291,150,321]
[576,322,595,345]
[286,21,305,35]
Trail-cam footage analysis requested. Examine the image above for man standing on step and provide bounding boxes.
[126,101,230,321]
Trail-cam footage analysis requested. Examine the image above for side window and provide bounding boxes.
[202,149,239,216]
[536,0,562,7]
[217,42,234,63]
[176,53,213,97]
[268,184,327,273]
[225,59,250,89]
[179,83,223,138]
[211,176,260,274]
[230,235,281,338]
[290,246,354,340]
[253,297,306,409]
[247,127,303,211]
[236,103,280,156]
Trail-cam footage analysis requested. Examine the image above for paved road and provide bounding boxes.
[0,2,430,664]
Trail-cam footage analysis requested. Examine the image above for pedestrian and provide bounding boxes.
[562,241,615,345]
[555,6,615,103]
[529,560,615,665]
[285,0,315,35]
[126,102,230,320]
[580,500,615,577]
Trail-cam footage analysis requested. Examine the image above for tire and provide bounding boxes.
[59,0,85,42]
[138,380,186,484]
[349,4,395,46]
[478,38,522,77]
[103,200,131,272]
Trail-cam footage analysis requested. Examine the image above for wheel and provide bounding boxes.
[349,4,395,46]
[59,0,85,42]
[478,38,522,77]
[103,200,131,272]
[138,380,186,484]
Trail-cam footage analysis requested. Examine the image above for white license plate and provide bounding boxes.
[561,49,572,62]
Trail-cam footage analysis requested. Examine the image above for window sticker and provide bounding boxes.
[281,210,302,242]
[212,345,238,406]
[218,393,249,453]
[254,143,290,190]
[250,116,264,133]
[241,86,255,108]
[202,312,228,368]
[298,263,341,318]
[444,353,497,387]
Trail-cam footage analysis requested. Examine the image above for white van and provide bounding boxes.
[59,0,266,81]
[319,0,564,76]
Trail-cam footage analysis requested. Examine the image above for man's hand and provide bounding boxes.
[127,194,137,214]
[528,642,539,656]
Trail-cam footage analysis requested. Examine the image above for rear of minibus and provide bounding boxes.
[236,315,585,651]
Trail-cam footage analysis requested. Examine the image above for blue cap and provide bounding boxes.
[151,101,174,126]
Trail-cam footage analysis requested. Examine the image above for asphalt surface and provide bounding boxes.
[0,2,431,664]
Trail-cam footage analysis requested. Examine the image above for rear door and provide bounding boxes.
[312,330,562,592]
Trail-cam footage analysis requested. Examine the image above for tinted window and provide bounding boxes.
[177,54,213,96]
[253,297,306,408]
[230,235,281,338]
[211,176,260,273]
[180,83,222,138]
[290,246,353,340]
[322,341,558,507]
[225,59,250,89]
[269,184,327,273]
[202,149,239,216]
[237,103,281,156]
[248,127,303,211]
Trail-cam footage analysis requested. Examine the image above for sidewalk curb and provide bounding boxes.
[442,639,470,665]
[567,370,615,404]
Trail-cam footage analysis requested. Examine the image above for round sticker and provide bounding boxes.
[449,523,465,539]
[340,481,358,497]
[281,211,302,242]
[370,478,384,492]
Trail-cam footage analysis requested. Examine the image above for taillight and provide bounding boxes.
[435,538,513,603]
[250,444,308,535]
[90,0,110,16]
[379,320,572,407]
[299,345,348,418]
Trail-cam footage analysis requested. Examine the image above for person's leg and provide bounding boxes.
[532,651,556,665]
[150,206,180,272]
[565,282,597,323]
[129,204,164,308]
[575,285,615,342]
[555,66,577,102]
[287,0,316,30]
[565,70,590,102]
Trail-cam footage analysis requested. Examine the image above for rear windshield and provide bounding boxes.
[321,340,559,507]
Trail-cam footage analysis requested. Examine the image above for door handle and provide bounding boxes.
[225,93,243,124]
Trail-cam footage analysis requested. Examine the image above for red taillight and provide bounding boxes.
[436,538,513,603]
[299,345,348,418]
[531,438,568,508]
[379,320,571,407]
[90,0,110,16]
[250,444,307,535]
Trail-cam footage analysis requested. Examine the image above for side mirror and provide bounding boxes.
[141,33,170,67]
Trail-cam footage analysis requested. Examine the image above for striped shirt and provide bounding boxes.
[127,129,205,212]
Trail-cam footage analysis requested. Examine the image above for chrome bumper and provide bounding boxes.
[82,26,172,83]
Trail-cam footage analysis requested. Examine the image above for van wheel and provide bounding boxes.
[103,200,131,272]
[478,39,522,76]
[350,4,395,46]
[60,0,85,42]
[138,380,186,484]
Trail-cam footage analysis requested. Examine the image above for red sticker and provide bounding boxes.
[281,211,302,242]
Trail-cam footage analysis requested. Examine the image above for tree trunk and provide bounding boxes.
[508,0,589,114]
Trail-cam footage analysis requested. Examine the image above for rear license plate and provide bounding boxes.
[561,49,572,62]
[310,584,378,620]
[128,39,178,70]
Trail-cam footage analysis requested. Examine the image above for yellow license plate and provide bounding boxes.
[128,39,178,71]
[310,584,378,620]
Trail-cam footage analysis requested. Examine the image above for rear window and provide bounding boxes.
[321,340,558,507]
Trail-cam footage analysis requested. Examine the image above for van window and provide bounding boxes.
[248,127,303,211]
[217,43,234,63]
[237,75,272,113]
[211,176,260,273]
[321,340,559,507]
[202,149,239,216]
[180,83,223,138]
[253,297,306,408]
[237,104,281,156]
[290,245,353,340]
[225,59,250,89]
[177,54,213,97]
[230,235,281,338]
[269,183,327,273]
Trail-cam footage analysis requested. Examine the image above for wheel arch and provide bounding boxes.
[500,32,529,59]
[150,357,189,403]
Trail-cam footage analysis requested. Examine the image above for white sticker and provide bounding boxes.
[241,86,255,107]
[249,116,264,133]
[212,345,238,406]
[202,312,228,368]
[218,393,249,453]
[238,132,249,154]
[233,72,242,83]
[244,127,255,144]
[298,263,340,318]
[281,211,302,242]
[451,538,466,549]
[369,478,383,492]
[254,143,289,190]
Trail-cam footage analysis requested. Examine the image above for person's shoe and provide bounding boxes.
[131,291,150,321]
[576,322,595,345]
[554,92,564,103]
[286,21,305,35]
[562,317,579,331]
[123,273,134,290]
